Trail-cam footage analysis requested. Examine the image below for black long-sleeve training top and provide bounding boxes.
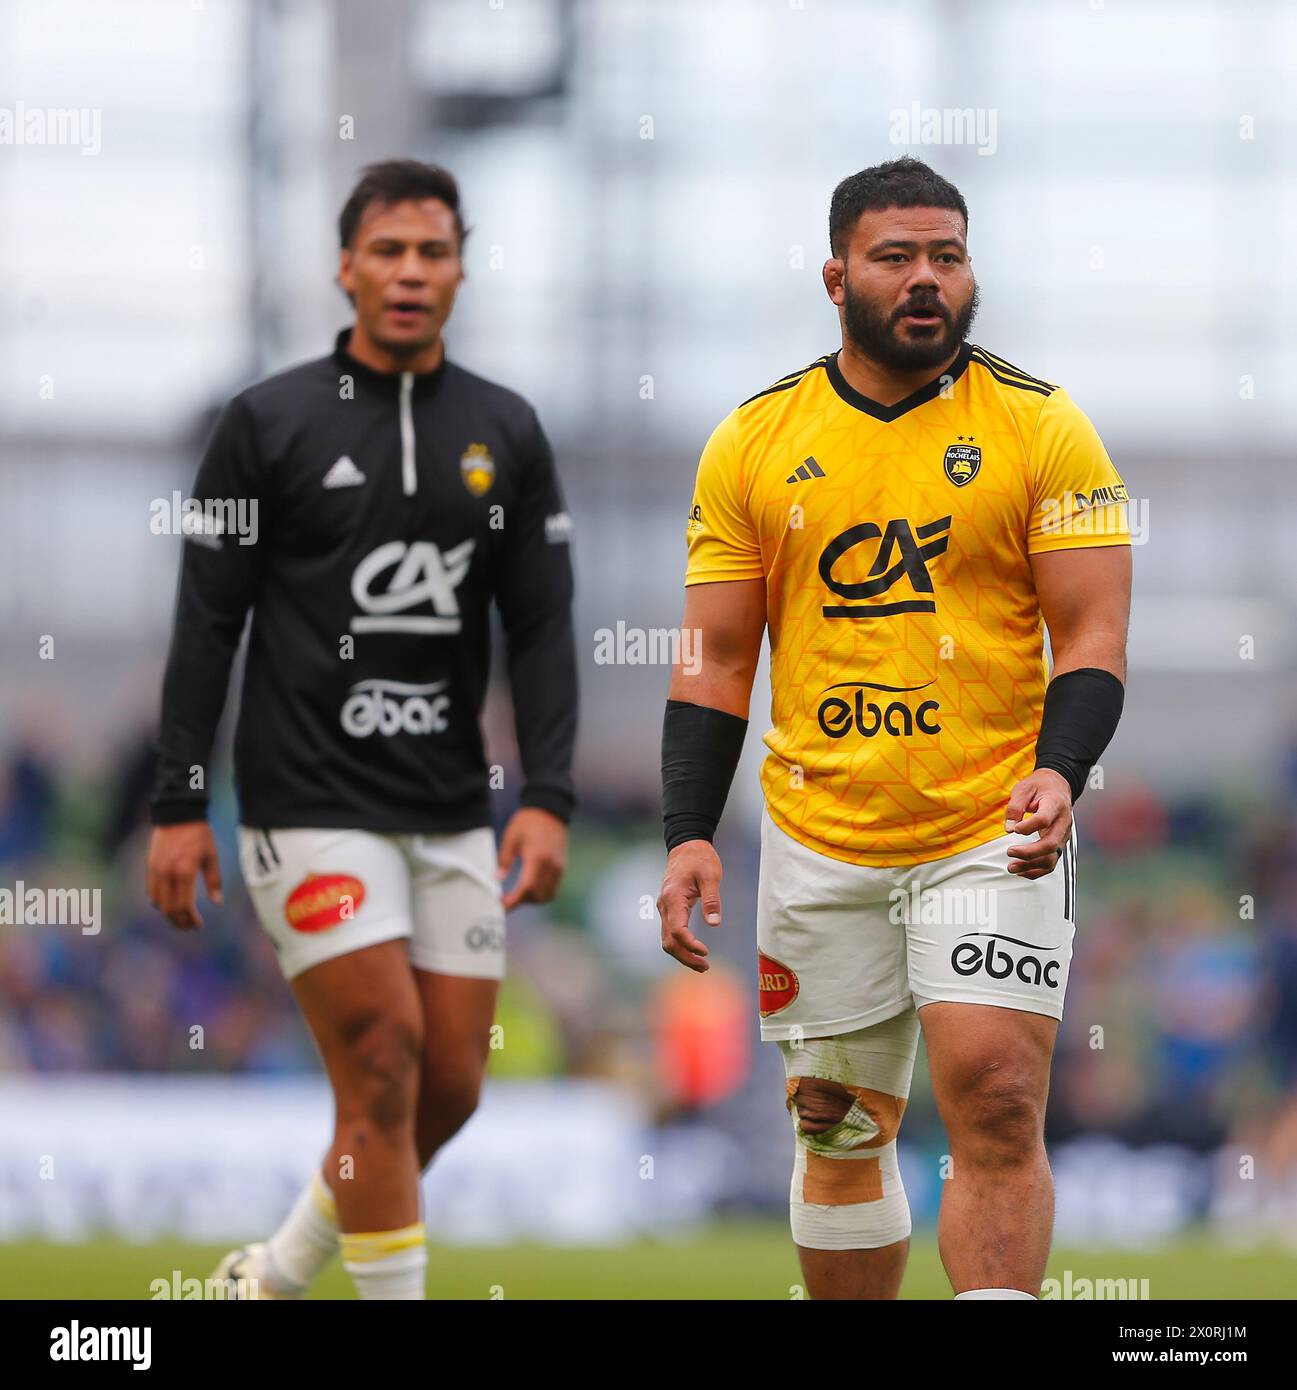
[150,328,577,832]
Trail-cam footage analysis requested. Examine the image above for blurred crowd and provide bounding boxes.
[1,714,1296,1187]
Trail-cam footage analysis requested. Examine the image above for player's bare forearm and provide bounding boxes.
[658,580,762,966]
[668,578,766,716]
[1048,617,1127,682]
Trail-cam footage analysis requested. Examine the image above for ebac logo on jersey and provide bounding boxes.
[819,517,950,619]
[817,681,941,740]
[340,678,451,739]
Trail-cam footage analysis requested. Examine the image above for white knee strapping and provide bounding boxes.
[779,1009,920,1250]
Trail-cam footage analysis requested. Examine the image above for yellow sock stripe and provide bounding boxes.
[310,1172,337,1221]
[340,1223,426,1264]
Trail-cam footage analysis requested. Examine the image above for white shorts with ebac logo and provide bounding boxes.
[237,825,505,982]
[756,809,1076,1041]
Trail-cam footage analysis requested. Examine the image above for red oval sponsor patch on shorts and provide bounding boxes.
[758,952,799,1016]
[284,873,366,934]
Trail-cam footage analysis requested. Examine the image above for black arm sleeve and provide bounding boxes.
[661,699,748,851]
[494,412,578,822]
[149,395,270,824]
[1034,667,1125,803]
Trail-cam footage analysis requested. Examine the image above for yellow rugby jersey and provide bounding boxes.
[684,341,1131,867]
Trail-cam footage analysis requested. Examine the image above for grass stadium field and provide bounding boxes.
[2,1226,1291,1300]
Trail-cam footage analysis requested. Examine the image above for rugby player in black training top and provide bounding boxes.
[147,160,577,1300]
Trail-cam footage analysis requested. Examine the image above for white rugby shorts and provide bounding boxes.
[756,808,1076,1041]
[237,825,505,982]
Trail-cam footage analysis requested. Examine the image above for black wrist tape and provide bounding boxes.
[1034,667,1125,803]
[661,699,748,851]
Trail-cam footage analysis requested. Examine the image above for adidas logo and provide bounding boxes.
[323,455,366,489]
[786,456,826,484]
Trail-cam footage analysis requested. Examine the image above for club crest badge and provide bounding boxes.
[943,442,981,487]
[461,443,495,497]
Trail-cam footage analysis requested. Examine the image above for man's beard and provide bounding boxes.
[843,279,980,371]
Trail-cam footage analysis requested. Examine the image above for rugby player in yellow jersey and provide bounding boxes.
[657,158,1131,1301]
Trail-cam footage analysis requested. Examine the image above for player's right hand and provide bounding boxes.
[657,839,723,973]
[147,822,223,931]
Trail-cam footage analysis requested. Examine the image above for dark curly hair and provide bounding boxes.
[829,157,968,257]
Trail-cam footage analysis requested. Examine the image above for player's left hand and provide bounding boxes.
[497,807,568,909]
[1003,769,1072,879]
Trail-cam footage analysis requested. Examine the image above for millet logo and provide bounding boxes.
[819,516,950,618]
[1074,484,1129,508]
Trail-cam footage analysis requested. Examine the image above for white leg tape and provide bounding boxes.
[780,1008,921,1094]
[779,1010,920,1251]
[788,1137,912,1250]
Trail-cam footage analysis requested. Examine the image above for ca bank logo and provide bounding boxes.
[819,516,950,619]
[351,539,475,635]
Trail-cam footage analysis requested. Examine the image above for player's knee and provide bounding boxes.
[339,1015,423,1135]
[947,1066,1043,1163]
[788,1077,854,1136]
[785,1073,906,1152]
[785,1087,911,1251]
[415,1072,482,1160]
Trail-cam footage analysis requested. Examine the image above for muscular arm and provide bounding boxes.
[1004,543,1131,878]
[1030,544,1131,680]
[657,578,766,971]
[667,578,767,714]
